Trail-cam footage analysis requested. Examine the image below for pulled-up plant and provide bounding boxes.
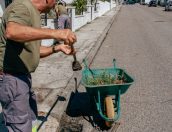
[85,71,127,85]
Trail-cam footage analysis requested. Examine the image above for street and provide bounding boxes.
[60,4,172,132]
[90,4,172,132]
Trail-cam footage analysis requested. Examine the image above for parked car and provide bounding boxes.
[148,0,157,6]
[165,0,172,11]
[127,0,136,4]
[159,0,166,6]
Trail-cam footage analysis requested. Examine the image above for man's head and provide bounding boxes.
[44,0,56,13]
[57,5,67,15]
[32,0,56,13]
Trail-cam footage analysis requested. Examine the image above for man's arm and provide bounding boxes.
[40,46,56,58]
[40,44,75,58]
[6,22,77,45]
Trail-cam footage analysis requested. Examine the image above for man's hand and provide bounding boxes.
[53,29,77,46]
[55,44,75,55]
[40,44,75,58]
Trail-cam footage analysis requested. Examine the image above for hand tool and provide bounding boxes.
[71,45,82,71]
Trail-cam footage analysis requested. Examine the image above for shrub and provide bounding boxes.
[72,0,87,15]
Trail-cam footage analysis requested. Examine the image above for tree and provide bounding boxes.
[72,0,87,15]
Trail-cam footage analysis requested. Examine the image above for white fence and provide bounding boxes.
[145,0,151,4]
[70,0,116,31]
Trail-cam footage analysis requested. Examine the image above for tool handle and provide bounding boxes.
[83,59,89,70]
[71,45,77,61]
[73,54,77,61]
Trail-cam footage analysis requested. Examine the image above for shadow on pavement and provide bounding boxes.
[63,77,111,131]
[66,91,111,131]
[37,95,66,131]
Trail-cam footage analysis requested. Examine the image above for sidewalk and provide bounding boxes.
[0,5,121,132]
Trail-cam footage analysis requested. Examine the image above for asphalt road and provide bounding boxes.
[90,4,172,132]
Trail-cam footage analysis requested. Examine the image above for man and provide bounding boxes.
[54,3,71,45]
[0,0,77,132]
[56,4,71,29]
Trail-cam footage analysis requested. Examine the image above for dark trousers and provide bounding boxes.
[0,73,37,132]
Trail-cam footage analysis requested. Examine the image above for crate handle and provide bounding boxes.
[83,59,88,70]
[83,59,94,78]
[113,58,117,69]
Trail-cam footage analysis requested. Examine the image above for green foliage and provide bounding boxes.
[72,0,87,15]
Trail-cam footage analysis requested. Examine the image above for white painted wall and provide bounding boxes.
[0,0,5,16]
[145,0,151,4]
[96,1,116,17]
[63,0,73,4]
[41,19,55,46]
[98,1,111,16]
[0,0,5,23]
[74,15,87,30]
